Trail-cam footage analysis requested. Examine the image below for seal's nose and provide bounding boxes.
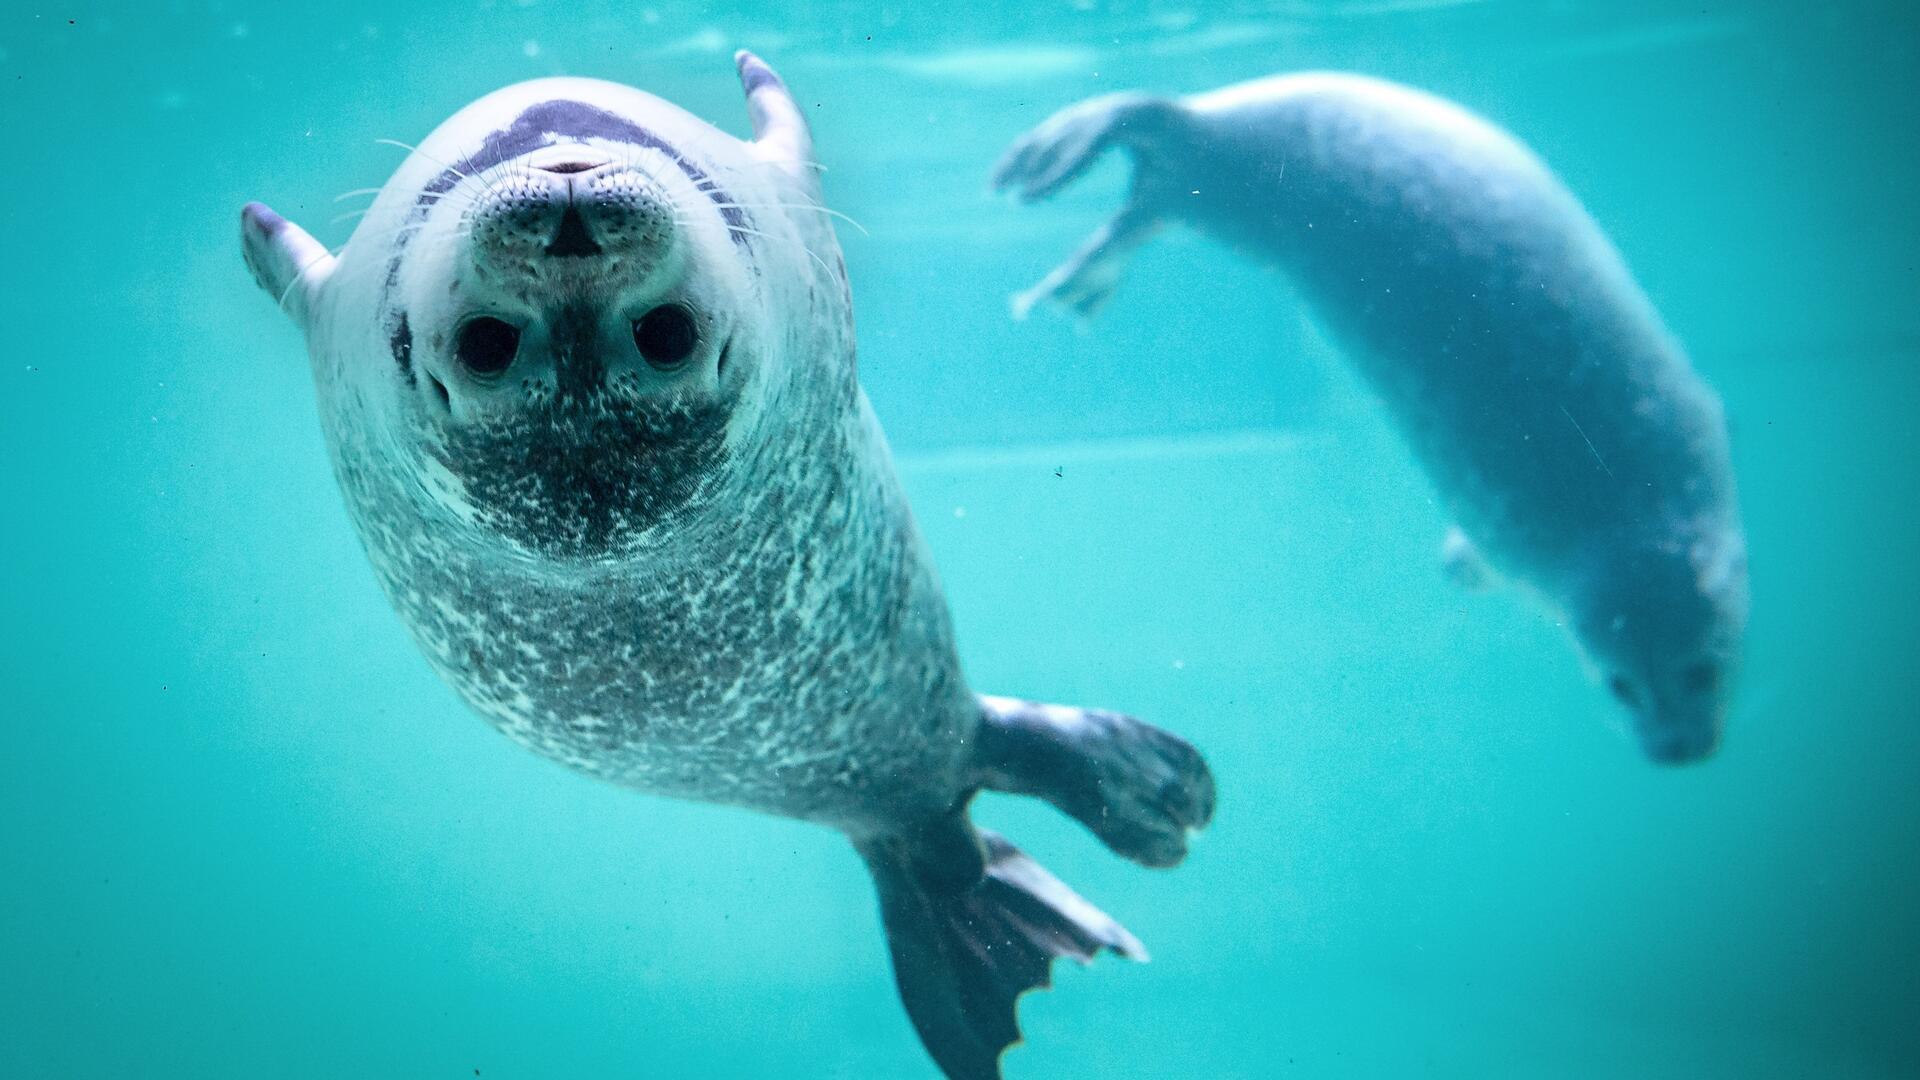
[471,150,674,274]
[546,204,602,258]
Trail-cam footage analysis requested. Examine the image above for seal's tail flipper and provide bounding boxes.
[973,695,1216,867]
[858,824,1145,1080]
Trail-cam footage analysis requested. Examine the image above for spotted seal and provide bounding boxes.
[992,73,1748,763]
[241,52,1215,1079]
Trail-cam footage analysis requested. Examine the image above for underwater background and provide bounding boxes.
[4,1,1918,1076]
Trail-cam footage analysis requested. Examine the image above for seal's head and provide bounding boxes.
[1573,534,1748,764]
[241,53,836,565]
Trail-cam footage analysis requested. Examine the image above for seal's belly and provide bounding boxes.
[1279,205,1728,575]
[1363,323,1726,569]
[371,505,974,828]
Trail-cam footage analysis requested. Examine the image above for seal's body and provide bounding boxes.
[994,73,1747,763]
[244,54,1212,1080]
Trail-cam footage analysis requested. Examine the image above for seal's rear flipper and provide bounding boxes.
[858,825,1144,1080]
[974,695,1215,868]
[240,203,335,330]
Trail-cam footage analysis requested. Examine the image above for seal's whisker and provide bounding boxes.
[674,162,861,234]
[273,247,337,312]
[331,190,454,243]
[705,200,869,236]
[343,203,447,242]
[381,138,519,214]
[669,204,794,249]
[329,219,427,256]
[711,221,836,280]
[374,138,470,179]
[360,180,483,249]
[333,187,385,203]
[626,148,677,197]
[723,155,829,174]
[465,143,516,207]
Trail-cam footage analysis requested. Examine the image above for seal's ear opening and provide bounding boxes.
[240,202,336,330]
[734,51,819,190]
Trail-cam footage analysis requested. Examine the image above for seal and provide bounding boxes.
[992,73,1748,764]
[241,53,1215,1079]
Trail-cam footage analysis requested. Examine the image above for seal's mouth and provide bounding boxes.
[427,390,731,562]
[533,157,610,175]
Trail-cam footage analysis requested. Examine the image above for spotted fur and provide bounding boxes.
[331,381,968,829]
[246,62,1215,1080]
[316,88,962,832]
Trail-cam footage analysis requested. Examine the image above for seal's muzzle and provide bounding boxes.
[467,143,679,287]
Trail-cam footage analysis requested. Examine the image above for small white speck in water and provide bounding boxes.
[522,40,541,58]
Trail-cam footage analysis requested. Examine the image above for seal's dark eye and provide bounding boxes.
[456,316,520,377]
[1608,674,1642,708]
[1681,661,1721,695]
[633,304,698,369]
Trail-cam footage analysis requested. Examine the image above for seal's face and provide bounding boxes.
[391,133,745,562]
[1575,537,1749,764]
[243,61,831,565]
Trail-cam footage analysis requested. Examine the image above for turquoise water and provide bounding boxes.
[5,2,1918,1077]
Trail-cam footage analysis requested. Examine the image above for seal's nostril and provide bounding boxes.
[545,205,603,258]
[536,160,607,175]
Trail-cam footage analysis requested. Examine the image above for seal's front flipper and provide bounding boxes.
[733,51,818,191]
[1010,205,1160,321]
[974,695,1215,868]
[239,203,335,330]
[858,821,1144,1080]
[989,92,1174,202]
[1442,526,1498,592]
[992,93,1183,320]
